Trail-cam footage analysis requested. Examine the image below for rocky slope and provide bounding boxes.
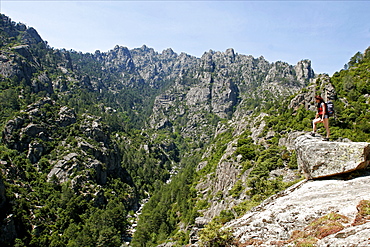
[227,175,370,246]
[187,128,370,246]
[225,134,370,246]
[2,98,132,186]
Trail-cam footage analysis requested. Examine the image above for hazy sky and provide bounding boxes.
[1,1,369,75]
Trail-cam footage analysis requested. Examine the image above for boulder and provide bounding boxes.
[31,72,53,94]
[27,141,45,164]
[57,106,76,127]
[21,123,46,139]
[80,117,110,145]
[295,134,370,179]
[2,116,24,150]
[47,152,108,185]
[48,153,80,184]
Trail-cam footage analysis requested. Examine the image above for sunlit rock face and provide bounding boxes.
[295,134,370,179]
[226,175,370,246]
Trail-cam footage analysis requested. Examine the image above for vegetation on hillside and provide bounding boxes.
[0,14,173,246]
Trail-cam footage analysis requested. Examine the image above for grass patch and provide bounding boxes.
[288,212,349,246]
[353,199,370,226]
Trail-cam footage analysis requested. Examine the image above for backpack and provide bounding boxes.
[326,101,335,117]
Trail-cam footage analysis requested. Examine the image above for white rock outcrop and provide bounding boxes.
[295,134,370,179]
[226,175,370,246]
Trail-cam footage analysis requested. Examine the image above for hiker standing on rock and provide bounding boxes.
[311,95,330,141]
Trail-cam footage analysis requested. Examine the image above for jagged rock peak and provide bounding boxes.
[225,48,235,56]
[161,48,177,58]
[112,45,131,55]
[200,48,235,60]
[1,14,44,46]
[295,59,315,80]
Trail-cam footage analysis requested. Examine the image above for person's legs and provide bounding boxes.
[323,118,330,138]
[312,118,322,134]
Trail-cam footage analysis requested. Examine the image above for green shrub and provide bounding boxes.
[199,221,234,247]
[229,180,244,198]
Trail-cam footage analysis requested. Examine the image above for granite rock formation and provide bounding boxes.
[295,134,370,179]
[226,175,370,246]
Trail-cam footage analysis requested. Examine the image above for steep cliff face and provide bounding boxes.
[0,176,5,210]
[0,45,39,90]
[192,115,301,232]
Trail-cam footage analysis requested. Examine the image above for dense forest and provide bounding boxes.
[0,14,369,246]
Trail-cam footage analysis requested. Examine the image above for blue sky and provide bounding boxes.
[1,1,369,75]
